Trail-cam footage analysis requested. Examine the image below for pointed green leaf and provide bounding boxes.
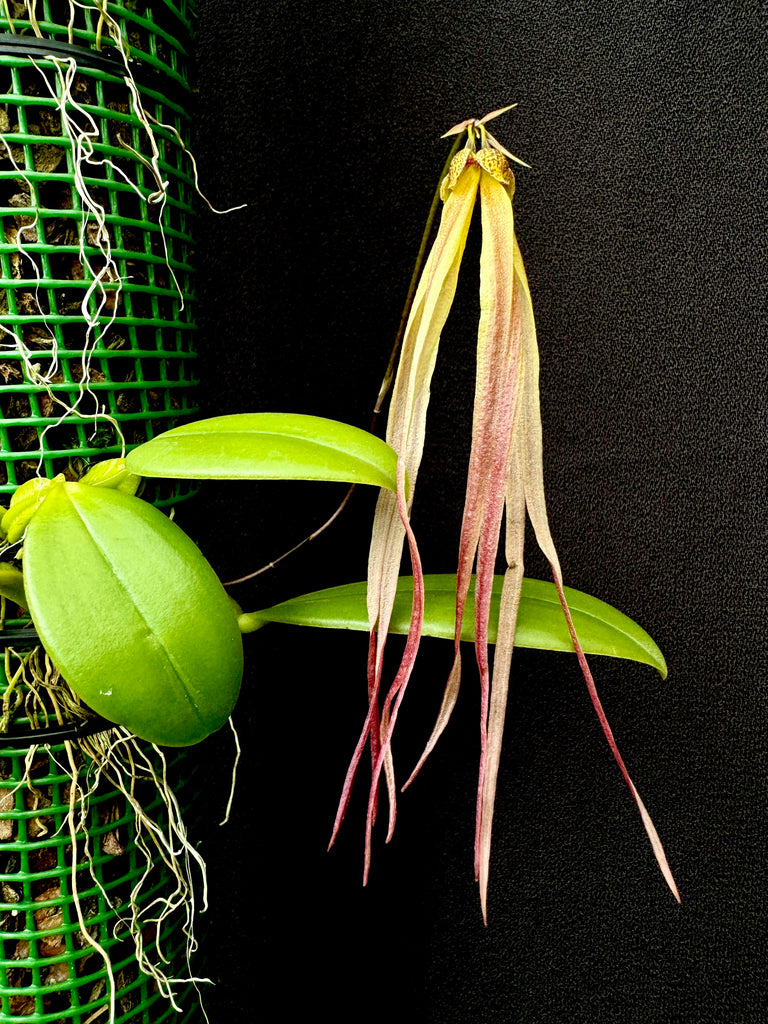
[23,481,243,745]
[244,574,666,677]
[126,413,399,491]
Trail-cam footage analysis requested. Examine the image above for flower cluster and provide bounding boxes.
[332,109,679,920]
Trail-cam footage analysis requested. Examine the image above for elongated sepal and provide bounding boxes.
[126,413,399,492]
[23,481,243,746]
[246,575,667,676]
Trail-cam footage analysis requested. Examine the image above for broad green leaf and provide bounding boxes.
[23,481,243,746]
[126,413,399,491]
[242,574,667,677]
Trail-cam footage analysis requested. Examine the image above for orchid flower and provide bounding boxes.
[333,108,679,920]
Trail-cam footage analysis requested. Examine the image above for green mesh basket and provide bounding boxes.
[0,13,209,1020]
[0,14,199,507]
[0,2,196,91]
[0,632,203,1023]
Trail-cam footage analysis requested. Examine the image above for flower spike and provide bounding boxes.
[336,107,677,920]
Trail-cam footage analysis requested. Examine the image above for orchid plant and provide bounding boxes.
[0,109,677,921]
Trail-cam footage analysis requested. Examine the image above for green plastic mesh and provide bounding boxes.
[0,738,200,1022]
[0,13,208,1020]
[0,634,204,1023]
[0,1,201,507]
[0,15,200,508]
[0,2,197,92]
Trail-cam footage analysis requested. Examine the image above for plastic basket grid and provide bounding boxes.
[0,736,200,1022]
[0,55,199,504]
[0,2,197,93]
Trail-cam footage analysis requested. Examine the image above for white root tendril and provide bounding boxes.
[220,715,241,826]
[143,108,248,217]
[63,738,119,1024]
[50,728,213,1022]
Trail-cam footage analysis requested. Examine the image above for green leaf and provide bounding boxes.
[0,563,27,610]
[126,413,399,491]
[23,481,244,746]
[244,574,667,677]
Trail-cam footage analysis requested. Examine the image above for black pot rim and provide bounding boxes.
[0,714,115,748]
[0,31,126,75]
[0,32,190,104]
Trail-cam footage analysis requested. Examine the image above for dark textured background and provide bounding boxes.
[183,1,766,1020]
